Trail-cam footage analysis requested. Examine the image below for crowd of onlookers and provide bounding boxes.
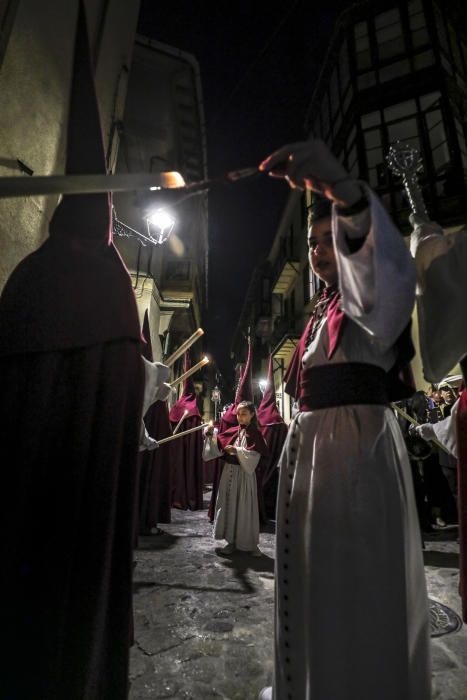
[397,381,461,534]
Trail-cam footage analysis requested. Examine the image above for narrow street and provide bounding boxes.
[129,498,467,700]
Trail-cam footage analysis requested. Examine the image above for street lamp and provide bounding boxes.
[211,385,221,422]
[145,207,175,245]
[259,378,268,394]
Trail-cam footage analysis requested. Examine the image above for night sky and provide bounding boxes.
[138,0,347,380]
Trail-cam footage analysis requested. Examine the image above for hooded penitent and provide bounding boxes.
[169,351,204,510]
[138,311,173,532]
[0,4,143,699]
[207,337,261,521]
[256,354,288,520]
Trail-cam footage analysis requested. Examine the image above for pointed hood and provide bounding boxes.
[169,352,201,422]
[0,1,140,355]
[49,0,109,245]
[257,354,285,426]
[235,337,253,403]
[220,338,253,429]
[141,310,154,362]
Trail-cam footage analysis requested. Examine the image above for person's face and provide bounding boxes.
[237,406,253,426]
[307,217,338,287]
[440,387,454,404]
[432,390,441,404]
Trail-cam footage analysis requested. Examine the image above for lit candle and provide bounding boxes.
[170,356,209,388]
[173,409,189,434]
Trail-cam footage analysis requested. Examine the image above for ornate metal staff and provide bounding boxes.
[386,140,429,221]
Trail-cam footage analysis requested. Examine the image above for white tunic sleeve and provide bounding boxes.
[430,399,459,458]
[141,356,172,416]
[333,185,416,352]
[202,433,223,461]
[235,446,260,475]
[414,229,467,381]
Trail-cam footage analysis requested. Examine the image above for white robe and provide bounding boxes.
[203,430,260,551]
[413,223,467,381]
[274,189,431,700]
[417,398,460,458]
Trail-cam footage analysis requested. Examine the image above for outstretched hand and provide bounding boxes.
[259,139,361,206]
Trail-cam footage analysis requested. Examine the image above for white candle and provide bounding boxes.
[164,328,204,368]
[170,356,209,387]
[173,409,189,434]
[158,421,211,445]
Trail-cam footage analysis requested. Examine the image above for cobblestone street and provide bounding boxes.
[130,500,467,700]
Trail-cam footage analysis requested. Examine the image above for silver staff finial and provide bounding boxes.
[387,141,428,221]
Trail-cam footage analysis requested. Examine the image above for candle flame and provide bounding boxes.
[160,171,186,189]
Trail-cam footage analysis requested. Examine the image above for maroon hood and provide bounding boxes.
[218,423,269,457]
[169,352,201,422]
[221,336,255,426]
[257,354,285,426]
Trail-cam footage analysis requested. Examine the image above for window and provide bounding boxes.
[375,8,404,61]
[409,0,429,49]
[387,117,419,149]
[420,92,441,111]
[425,109,449,172]
[354,21,372,73]
[379,59,410,83]
[361,111,381,129]
[414,50,435,70]
[384,100,416,122]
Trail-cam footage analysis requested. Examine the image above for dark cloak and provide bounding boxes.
[138,311,173,529]
[169,352,204,510]
[0,5,143,700]
[256,354,288,520]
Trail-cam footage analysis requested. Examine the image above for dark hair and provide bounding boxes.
[237,400,259,427]
[307,195,332,227]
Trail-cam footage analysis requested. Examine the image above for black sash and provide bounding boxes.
[299,363,389,411]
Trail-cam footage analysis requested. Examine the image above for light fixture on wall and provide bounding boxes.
[145,207,175,244]
[112,205,175,246]
[211,385,221,422]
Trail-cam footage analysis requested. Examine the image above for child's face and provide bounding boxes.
[237,407,253,426]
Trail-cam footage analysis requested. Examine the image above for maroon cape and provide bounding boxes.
[0,5,143,699]
[208,341,254,521]
[138,311,173,530]
[256,355,288,521]
[169,352,203,510]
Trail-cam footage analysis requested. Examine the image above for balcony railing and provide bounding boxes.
[272,258,301,295]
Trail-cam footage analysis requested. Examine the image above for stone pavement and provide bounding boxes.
[130,505,467,700]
